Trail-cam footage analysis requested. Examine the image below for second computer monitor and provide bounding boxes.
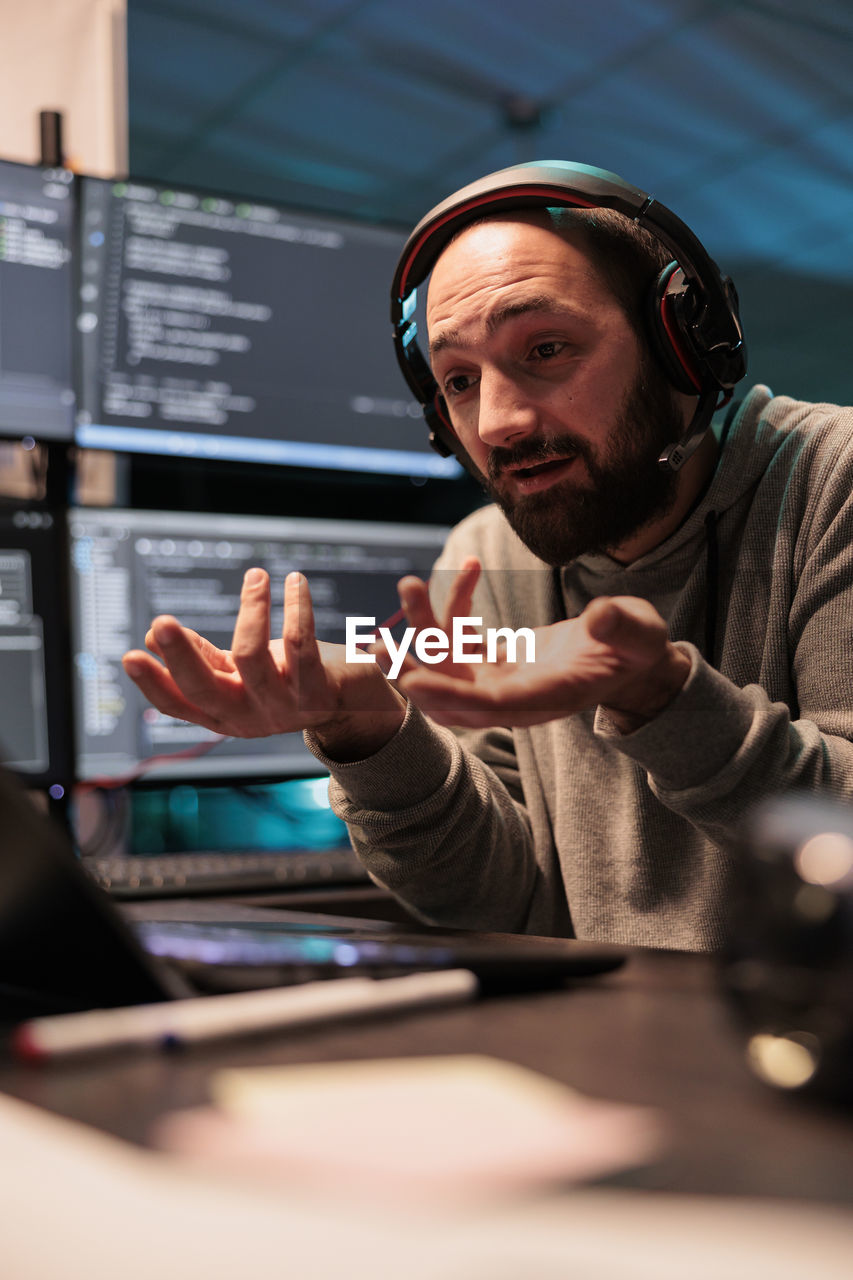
[75,176,459,479]
[69,508,449,783]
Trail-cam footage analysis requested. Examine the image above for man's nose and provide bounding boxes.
[476,369,539,449]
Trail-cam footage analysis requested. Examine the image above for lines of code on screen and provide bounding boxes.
[75,179,457,477]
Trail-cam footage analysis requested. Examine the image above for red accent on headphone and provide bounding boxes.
[398,185,596,299]
[432,391,458,438]
[659,279,703,393]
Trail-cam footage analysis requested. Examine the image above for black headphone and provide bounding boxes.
[390,160,747,473]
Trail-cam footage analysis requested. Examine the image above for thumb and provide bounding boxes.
[584,596,668,660]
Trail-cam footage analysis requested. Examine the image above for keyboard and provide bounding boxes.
[83,846,368,899]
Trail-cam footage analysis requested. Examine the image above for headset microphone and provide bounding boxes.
[390,160,747,474]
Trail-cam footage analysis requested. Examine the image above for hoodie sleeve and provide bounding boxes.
[596,422,853,844]
[305,697,539,932]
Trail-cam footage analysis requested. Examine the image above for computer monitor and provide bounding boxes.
[74,175,460,480]
[0,159,75,441]
[68,507,450,782]
[0,504,74,791]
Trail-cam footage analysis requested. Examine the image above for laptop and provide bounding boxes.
[0,763,625,1023]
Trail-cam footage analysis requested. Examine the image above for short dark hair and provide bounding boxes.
[443,206,673,352]
[546,205,673,336]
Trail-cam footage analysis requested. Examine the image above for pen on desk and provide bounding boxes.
[11,969,479,1063]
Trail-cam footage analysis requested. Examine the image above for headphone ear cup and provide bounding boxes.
[647,263,705,396]
[424,393,456,457]
[425,393,483,479]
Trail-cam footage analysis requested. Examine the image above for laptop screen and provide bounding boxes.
[0,766,176,1020]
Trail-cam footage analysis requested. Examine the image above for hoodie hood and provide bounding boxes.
[561,384,784,657]
[567,385,779,581]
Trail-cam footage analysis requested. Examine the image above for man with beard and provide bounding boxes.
[123,167,853,951]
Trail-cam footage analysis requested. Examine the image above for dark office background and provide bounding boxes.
[126,0,853,413]
[0,2,850,874]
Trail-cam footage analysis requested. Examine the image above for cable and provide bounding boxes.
[75,734,228,794]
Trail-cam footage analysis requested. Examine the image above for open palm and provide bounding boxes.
[397,596,688,729]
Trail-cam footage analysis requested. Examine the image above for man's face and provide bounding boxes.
[426,216,687,565]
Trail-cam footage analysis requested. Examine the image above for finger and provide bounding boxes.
[146,615,235,707]
[584,596,668,662]
[397,575,436,632]
[231,567,281,692]
[145,621,235,673]
[144,628,164,658]
[436,559,484,678]
[441,556,481,627]
[282,572,327,713]
[121,651,227,734]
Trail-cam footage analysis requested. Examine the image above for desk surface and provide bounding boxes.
[1,898,852,1207]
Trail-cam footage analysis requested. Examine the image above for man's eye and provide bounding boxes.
[444,373,473,397]
[530,340,565,361]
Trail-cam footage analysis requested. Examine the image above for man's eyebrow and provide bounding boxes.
[429,295,567,358]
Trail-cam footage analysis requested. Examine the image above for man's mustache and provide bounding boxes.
[487,435,588,484]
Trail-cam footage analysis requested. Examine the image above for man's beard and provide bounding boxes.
[483,363,686,566]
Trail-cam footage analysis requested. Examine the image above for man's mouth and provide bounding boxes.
[500,454,578,494]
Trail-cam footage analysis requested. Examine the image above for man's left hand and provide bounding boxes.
[396,595,691,732]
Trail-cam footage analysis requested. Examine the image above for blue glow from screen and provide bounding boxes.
[76,423,462,478]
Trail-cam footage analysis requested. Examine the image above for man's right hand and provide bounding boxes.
[122,567,407,762]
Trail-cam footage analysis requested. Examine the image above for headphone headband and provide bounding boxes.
[390,160,746,471]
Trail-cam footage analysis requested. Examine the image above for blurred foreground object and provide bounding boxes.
[723,794,853,1104]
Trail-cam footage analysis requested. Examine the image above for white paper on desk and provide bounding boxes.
[154,1053,664,1204]
[2,1090,852,1280]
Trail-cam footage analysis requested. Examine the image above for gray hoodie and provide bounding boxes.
[308,386,853,950]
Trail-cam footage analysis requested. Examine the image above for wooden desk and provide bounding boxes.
[1,904,852,1207]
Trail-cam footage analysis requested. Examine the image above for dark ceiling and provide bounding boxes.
[128,0,853,405]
